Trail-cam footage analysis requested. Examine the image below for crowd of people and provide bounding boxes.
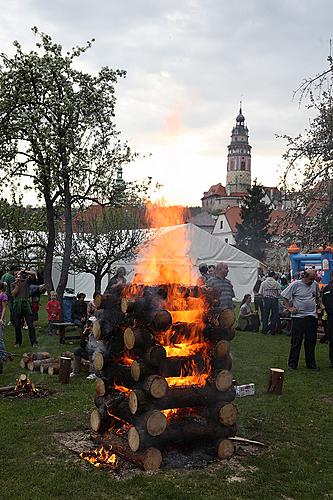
[1,261,332,374]
[198,262,333,370]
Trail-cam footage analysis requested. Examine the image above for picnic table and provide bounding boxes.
[50,322,81,344]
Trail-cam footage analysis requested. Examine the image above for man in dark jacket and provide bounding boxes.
[322,271,333,368]
[71,292,87,332]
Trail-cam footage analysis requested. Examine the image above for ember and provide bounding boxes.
[0,373,47,398]
[80,446,118,469]
[90,203,238,470]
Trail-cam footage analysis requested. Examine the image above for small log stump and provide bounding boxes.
[58,357,72,384]
[267,368,284,395]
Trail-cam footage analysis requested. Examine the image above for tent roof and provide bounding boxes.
[138,223,260,268]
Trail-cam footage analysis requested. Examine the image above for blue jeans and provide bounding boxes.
[0,323,6,361]
[262,297,279,335]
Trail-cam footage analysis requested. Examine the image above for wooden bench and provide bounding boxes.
[50,322,81,344]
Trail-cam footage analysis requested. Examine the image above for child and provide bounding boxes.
[0,281,8,372]
[70,318,99,379]
[46,291,61,336]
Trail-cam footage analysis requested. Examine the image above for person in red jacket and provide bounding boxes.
[46,291,61,336]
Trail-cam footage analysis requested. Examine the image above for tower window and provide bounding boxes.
[225,238,228,243]
[241,161,246,170]
[220,220,223,229]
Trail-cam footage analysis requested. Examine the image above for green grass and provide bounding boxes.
[0,297,333,499]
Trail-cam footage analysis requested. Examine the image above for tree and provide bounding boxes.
[0,28,148,296]
[281,54,333,247]
[61,206,149,292]
[235,181,272,261]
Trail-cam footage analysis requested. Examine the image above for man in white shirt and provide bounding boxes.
[281,269,319,369]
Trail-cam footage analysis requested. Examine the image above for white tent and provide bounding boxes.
[53,223,260,301]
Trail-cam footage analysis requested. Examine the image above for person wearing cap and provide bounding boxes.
[196,264,209,286]
[281,269,320,370]
[71,292,87,332]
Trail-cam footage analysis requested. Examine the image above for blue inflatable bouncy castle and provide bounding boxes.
[288,244,333,285]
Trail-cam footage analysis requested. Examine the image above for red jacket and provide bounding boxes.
[46,300,61,321]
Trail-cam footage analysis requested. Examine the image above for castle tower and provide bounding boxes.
[226,104,251,195]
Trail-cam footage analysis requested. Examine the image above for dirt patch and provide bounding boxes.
[320,395,333,405]
[54,430,264,479]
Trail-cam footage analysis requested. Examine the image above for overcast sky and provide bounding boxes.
[1,0,332,206]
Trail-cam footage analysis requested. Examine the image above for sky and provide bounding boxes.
[1,0,332,206]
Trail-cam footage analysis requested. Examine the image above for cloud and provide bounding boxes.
[0,0,333,205]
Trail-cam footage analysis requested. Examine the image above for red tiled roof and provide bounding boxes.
[224,207,298,235]
[202,183,227,198]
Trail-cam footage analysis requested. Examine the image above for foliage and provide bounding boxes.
[0,28,149,295]
[235,180,272,261]
[281,55,333,247]
[60,206,149,292]
[0,193,47,268]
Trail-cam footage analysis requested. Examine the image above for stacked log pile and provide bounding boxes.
[91,284,238,471]
[19,351,89,375]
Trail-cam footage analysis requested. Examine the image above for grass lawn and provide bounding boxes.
[0,297,333,500]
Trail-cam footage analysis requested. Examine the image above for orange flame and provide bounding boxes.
[80,446,118,468]
[15,375,38,394]
[113,383,131,396]
[162,407,198,422]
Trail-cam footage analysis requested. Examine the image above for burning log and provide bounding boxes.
[94,431,162,471]
[129,384,236,415]
[214,340,230,359]
[58,357,72,384]
[212,354,233,371]
[128,420,237,452]
[218,309,236,329]
[204,324,236,342]
[95,367,135,396]
[143,345,166,366]
[130,356,207,382]
[91,405,167,437]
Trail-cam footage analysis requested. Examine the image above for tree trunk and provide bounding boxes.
[43,194,56,293]
[56,177,73,298]
[95,273,102,294]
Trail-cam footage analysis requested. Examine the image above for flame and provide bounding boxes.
[113,383,131,395]
[166,357,210,388]
[162,407,198,422]
[107,408,132,436]
[115,353,133,366]
[80,446,118,469]
[123,202,212,387]
[14,375,38,394]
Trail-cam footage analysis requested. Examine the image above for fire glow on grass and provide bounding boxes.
[80,446,118,469]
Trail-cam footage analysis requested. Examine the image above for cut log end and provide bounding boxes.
[90,409,102,432]
[95,377,106,397]
[93,321,101,340]
[215,370,233,392]
[218,403,238,426]
[215,340,231,358]
[128,426,140,452]
[94,352,104,372]
[217,438,235,460]
[142,447,163,471]
[146,410,167,436]
[218,309,236,329]
[124,327,135,350]
[144,375,168,399]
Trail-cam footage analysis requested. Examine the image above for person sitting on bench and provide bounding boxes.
[237,294,260,332]
[71,292,87,332]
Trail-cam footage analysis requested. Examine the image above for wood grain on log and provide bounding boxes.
[123,327,153,350]
[267,368,284,395]
[215,370,233,392]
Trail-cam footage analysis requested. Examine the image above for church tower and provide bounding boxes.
[226,104,251,195]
